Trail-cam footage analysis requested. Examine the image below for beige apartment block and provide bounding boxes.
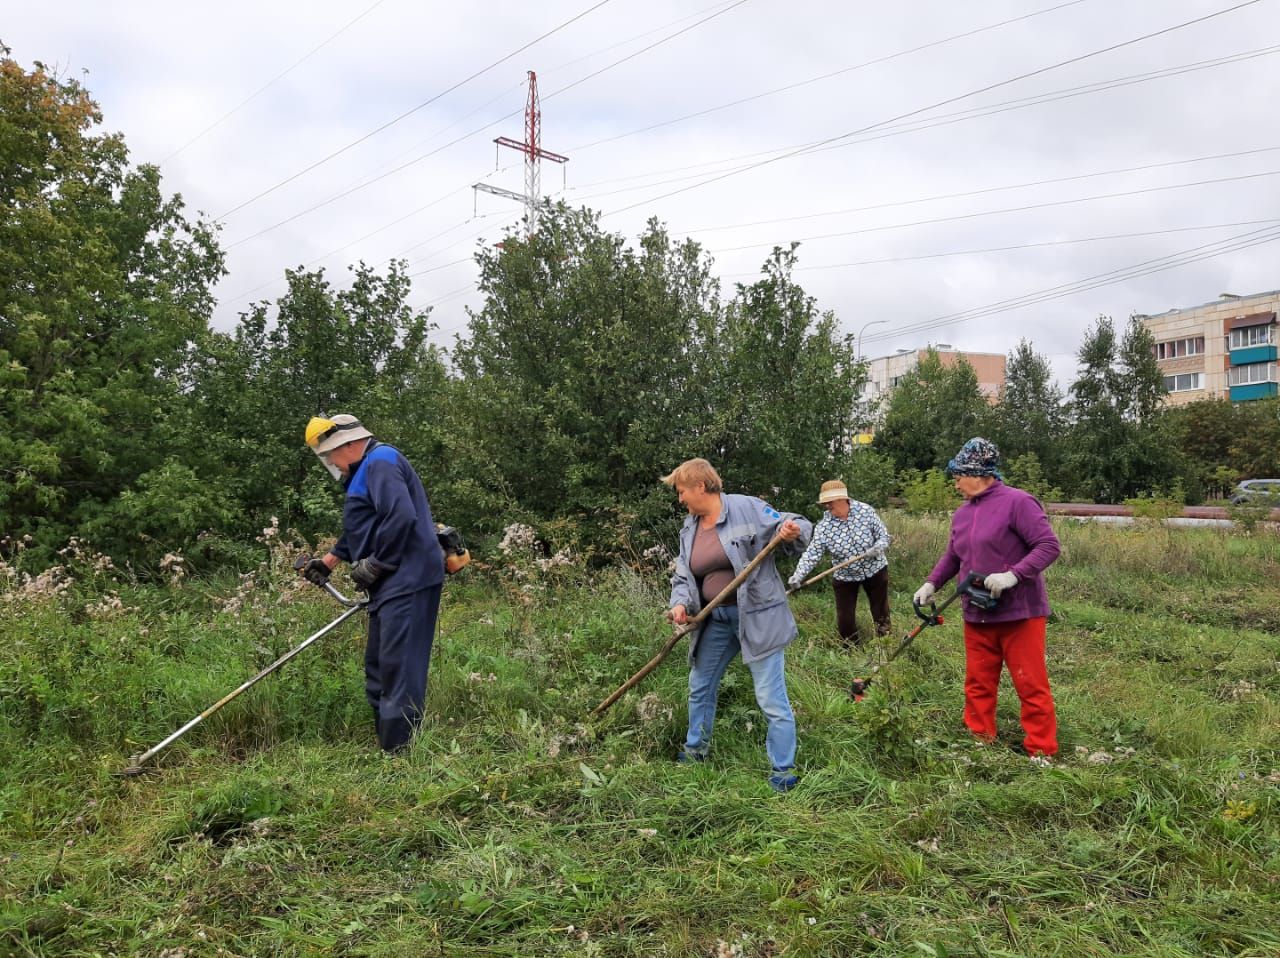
[1137,289,1280,407]
[863,344,1007,407]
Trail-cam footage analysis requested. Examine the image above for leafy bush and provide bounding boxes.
[899,468,959,514]
[1124,480,1185,521]
[834,448,897,508]
[1004,452,1064,503]
[1228,489,1280,532]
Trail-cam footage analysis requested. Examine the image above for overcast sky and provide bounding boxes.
[7,0,1280,383]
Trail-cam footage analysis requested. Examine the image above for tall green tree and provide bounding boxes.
[455,205,722,526]
[180,262,444,545]
[702,245,863,505]
[0,50,225,562]
[1064,315,1175,502]
[992,340,1066,480]
[874,348,989,473]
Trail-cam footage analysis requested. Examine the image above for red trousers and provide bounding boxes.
[962,616,1057,757]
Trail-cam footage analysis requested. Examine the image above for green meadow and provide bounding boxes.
[3,516,1277,956]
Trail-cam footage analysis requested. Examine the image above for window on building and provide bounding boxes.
[1228,362,1279,386]
[1154,336,1205,359]
[1163,372,1203,392]
[1228,324,1276,349]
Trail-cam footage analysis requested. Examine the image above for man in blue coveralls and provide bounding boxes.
[299,414,445,752]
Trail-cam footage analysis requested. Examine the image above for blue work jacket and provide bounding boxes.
[333,442,444,608]
[669,493,812,664]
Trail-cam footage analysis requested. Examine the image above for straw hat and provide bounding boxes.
[818,480,850,505]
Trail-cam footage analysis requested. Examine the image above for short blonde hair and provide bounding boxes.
[661,458,723,494]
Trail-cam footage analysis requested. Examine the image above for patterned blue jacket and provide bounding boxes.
[790,502,890,585]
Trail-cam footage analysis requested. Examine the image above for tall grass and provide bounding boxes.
[2,517,1277,956]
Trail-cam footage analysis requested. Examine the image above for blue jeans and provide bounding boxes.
[685,605,797,771]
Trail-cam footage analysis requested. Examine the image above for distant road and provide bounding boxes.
[1046,502,1280,527]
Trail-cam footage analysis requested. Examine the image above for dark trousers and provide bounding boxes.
[365,585,441,752]
[832,566,891,645]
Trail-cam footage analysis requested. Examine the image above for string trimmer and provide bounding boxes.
[119,558,365,777]
[849,571,997,701]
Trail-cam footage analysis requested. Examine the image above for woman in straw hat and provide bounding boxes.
[788,480,892,646]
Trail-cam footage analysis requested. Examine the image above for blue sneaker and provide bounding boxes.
[768,771,799,793]
[677,748,707,764]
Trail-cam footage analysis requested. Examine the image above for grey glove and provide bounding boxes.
[983,570,1018,598]
[350,557,394,591]
[787,575,803,590]
[301,557,331,586]
[913,582,936,606]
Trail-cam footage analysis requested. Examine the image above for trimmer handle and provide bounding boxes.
[912,598,944,626]
[293,552,363,608]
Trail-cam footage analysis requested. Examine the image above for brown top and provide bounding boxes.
[690,523,735,605]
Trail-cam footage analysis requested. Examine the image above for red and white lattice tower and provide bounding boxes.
[473,71,568,235]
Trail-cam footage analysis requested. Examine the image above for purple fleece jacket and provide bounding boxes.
[926,481,1060,624]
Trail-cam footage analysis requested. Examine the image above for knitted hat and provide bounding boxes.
[818,480,850,504]
[945,437,1003,478]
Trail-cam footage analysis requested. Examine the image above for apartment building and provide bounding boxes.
[862,344,1007,406]
[1137,289,1279,406]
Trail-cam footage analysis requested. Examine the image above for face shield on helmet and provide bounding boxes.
[305,414,373,481]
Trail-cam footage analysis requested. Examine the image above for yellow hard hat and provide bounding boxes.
[305,416,336,448]
[305,414,373,454]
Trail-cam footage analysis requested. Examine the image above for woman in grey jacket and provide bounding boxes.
[663,458,812,792]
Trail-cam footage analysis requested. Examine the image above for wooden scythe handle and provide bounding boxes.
[591,531,787,716]
[784,548,877,595]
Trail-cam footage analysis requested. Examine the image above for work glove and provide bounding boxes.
[301,557,331,587]
[913,582,936,606]
[983,571,1018,598]
[787,575,803,590]
[350,557,393,592]
[868,540,889,558]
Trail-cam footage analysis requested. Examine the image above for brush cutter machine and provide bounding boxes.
[848,571,998,701]
[119,559,365,777]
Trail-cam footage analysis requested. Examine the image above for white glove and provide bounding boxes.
[787,575,803,590]
[868,540,888,558]
[984,571,1018,598]
[913,582,935,605]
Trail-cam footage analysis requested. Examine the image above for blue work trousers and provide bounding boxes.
[365,586,441,752]
[684,605,797,771]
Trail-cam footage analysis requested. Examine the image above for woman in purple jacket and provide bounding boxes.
[913,438,1061,757]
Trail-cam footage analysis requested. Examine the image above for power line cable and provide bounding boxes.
[222,0,751,249]
[683,142,1280,236]
[544,0,744,76]
[161,0,391,164]
[727,216,1280,275]
[217,0,617,220]
[708,169,1280,254]
[604,0,1268,216]
[567,0,1090,153]
[559,43,1280,202]
[862,222,1280,344]
[539,0,752,102]
[309,1,743,218]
